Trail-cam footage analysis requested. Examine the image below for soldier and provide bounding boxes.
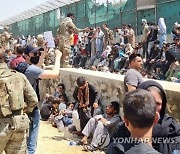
[1,26,11,50]
[103,24,114,50]
[36,34,54,66]
[58,12,87,67]
[36,34,44,48]
[0,47,38,153]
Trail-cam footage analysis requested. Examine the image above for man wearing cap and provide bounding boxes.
[58,12,87,68]
[168,36,180,60]
[22,45,62,154]
[145,40,161,71]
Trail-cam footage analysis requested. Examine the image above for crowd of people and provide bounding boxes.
[67,18,180,82]
[39,76,180,154]
[0,11,180,154]
[1,15,179,82]
[0,25,62,154]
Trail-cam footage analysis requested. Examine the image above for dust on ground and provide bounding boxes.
[36,121,104,154]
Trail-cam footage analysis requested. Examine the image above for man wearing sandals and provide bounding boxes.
[79,101,121,151]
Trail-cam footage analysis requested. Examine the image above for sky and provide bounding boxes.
[0,0,127,22]
[0,0,48,22]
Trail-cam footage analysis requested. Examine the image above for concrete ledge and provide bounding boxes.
[40,68,180,122]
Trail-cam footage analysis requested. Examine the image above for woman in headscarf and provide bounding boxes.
[107,80,180,154]
[158,18,167,49]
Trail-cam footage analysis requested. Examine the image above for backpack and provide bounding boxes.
[0,69,24,117]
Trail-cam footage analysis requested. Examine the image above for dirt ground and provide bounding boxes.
[36,121,104,154]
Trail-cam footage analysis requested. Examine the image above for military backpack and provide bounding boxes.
[0,69,24,117]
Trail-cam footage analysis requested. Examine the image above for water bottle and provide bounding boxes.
[69,141,77,146]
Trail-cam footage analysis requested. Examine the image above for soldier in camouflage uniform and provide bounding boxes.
[36,34,44,48]
[1,26,11,50]
[103,24,114,50]
[58,12,87,67]
[0,47,38,154]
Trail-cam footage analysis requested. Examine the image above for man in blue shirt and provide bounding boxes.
[23,45,62,154]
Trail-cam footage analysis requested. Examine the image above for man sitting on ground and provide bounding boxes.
[79,101,121,152]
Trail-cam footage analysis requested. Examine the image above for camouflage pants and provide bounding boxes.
[0,120,28,154]
[58,39,71,68]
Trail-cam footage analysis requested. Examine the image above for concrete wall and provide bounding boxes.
[40,68,180,122]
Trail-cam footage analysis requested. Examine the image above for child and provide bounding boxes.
[58,94,68,111]
[62,102,75,126]
[49,98,60,127]
[54,83,68,103]
[55,102,75,131]
[40,95,54,121]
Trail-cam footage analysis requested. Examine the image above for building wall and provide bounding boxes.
[137,0,156,8]
[9,0,180,37]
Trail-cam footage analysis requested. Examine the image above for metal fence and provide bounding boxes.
[10,0,180,37]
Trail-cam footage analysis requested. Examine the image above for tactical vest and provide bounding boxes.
[0,69,24,117]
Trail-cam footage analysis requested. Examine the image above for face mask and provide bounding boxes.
[30,56,40,64]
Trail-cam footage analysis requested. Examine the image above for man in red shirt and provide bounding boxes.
[10,44,25,69]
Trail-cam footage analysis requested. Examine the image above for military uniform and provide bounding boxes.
[1,27,11,50]
[104,27,114,50]
[0,63,38,154]
[37,34,44,47]
[58,17,83,67]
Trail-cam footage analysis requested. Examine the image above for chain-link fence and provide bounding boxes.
[10,0,180,37]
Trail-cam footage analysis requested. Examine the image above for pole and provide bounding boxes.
[155,0,157,23]
[95,0,97,27]
[107,0,108,24]
[135,0,138,37]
